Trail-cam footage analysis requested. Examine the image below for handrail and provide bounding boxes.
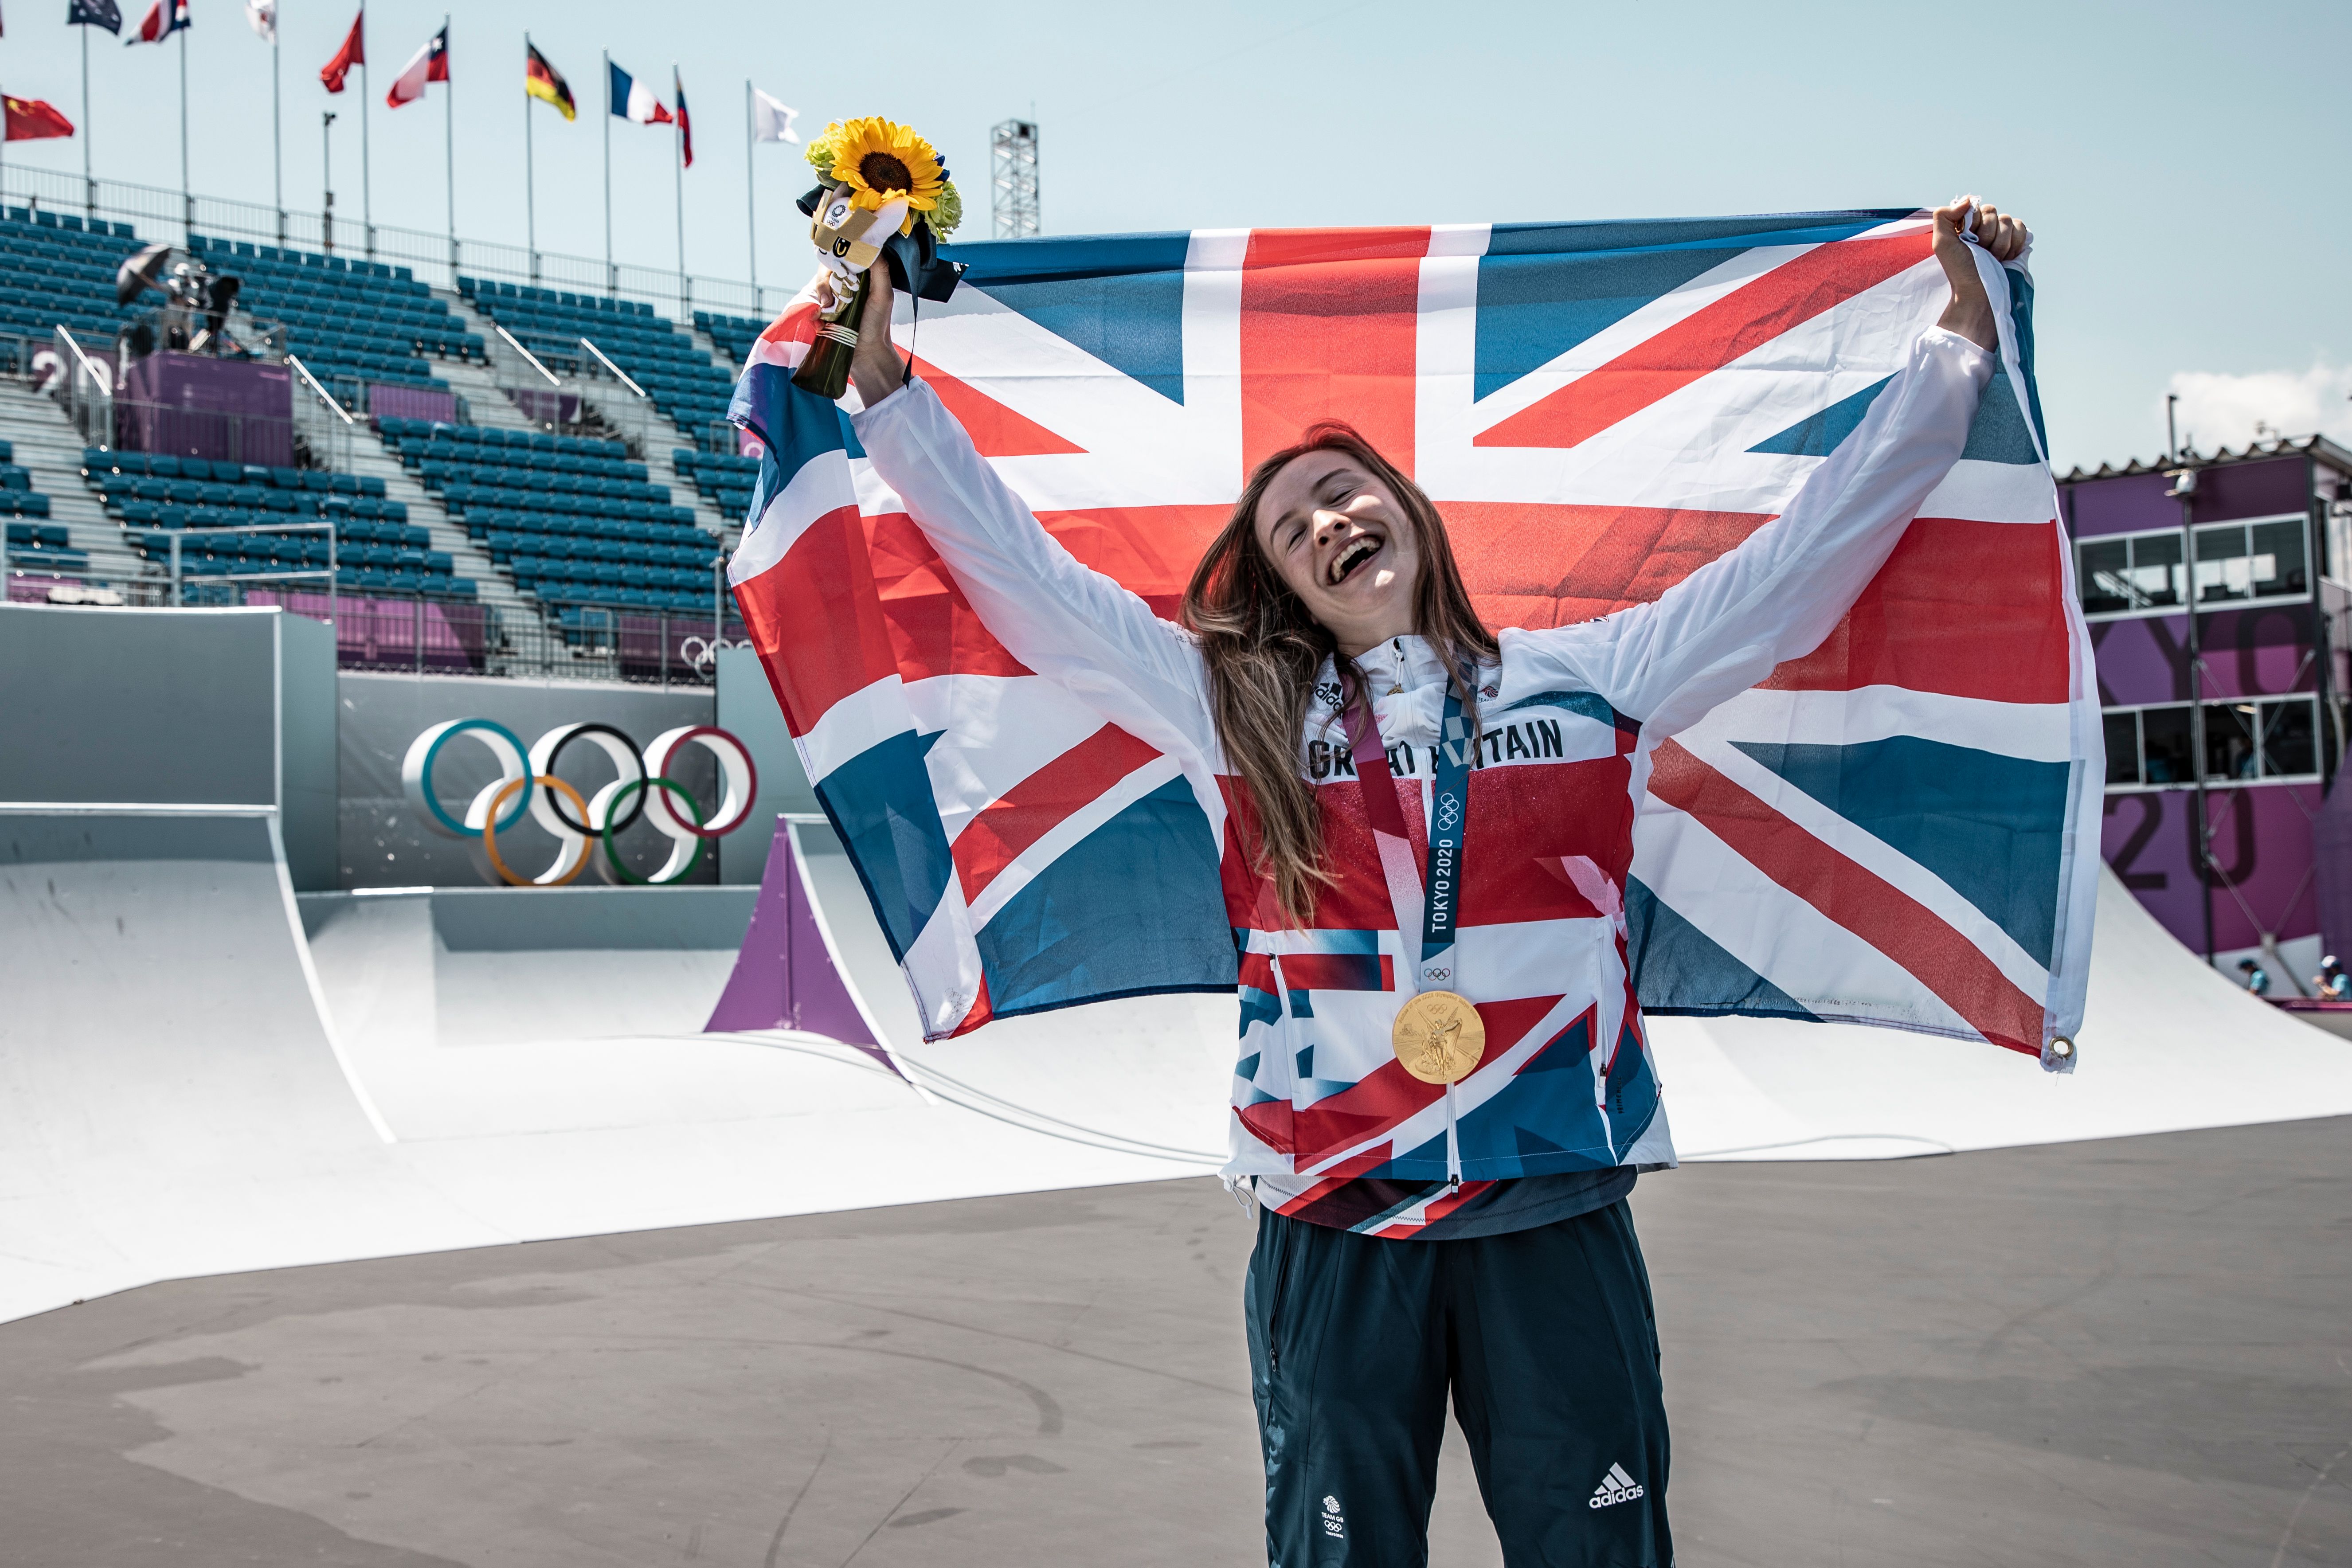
[286,354,355,424]
[53,322,110,386]
[493,323,562,387]
[578,336,647,398]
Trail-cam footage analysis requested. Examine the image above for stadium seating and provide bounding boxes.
[458,278,737,449]
[188,235,477,392]
[373,417,716,613]
[696,311,765,368]
[0,210,144,342]
[0,439,55,523]
[77,446,475,598]
[672,446,759,522]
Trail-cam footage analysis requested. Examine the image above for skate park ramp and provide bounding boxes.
[7,600,2352,1327]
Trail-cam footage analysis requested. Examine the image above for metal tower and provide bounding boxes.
[991,119,1040,239]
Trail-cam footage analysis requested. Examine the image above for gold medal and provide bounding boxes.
[1391,990,1485,1084]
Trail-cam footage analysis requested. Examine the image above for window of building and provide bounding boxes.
[2102,696,2322,787]
[2077,528,2184,616]
[2192,514,2307,605]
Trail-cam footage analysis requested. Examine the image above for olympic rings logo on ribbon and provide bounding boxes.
[399,719,759,887]
[1436,797,1462,832]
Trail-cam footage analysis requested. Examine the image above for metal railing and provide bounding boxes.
[1,563,751,688]
[3,164,797,326]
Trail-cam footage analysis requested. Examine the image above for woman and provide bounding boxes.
[836,198,2029,1567]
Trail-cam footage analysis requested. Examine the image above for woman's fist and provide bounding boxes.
[1931,195,2029,352]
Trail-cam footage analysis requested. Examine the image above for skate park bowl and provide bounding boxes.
[5,600,2352,1325]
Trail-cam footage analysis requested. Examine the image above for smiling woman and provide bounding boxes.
[834,198,2028,1567]
[1185,422,1497,927]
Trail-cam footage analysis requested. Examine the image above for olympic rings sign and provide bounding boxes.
[400,719,759,887]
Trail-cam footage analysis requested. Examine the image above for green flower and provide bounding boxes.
[926,180,964,240]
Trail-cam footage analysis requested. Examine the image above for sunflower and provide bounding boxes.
[807,117,946,236]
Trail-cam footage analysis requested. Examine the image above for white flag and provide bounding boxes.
[244,0,275,43]
[751,86,798,145]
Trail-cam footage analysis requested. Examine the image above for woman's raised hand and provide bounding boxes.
[1932,196,2029,352]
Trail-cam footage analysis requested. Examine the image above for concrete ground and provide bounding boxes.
[3,1118,2346,1568]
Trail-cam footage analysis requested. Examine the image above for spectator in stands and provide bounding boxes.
[2237,957,2271,997]
[2314,955,2348,1001]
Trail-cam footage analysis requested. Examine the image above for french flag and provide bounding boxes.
[385,24,448,109]
[126,0,188,44]
[608,61,670,125]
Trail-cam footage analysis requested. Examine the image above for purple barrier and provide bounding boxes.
[119,352,294,468]
[705,817,894,1071]
[371,383,458,424]
[505,387,581,425]
[247,588,488,672]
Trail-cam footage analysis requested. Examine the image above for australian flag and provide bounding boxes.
[728,211,2100,1057]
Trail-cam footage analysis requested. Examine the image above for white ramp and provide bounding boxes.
[0,815,1227,1328]
[1651,867,2352,1160]
[0,814,505,1323]
[8,805,2350,1331]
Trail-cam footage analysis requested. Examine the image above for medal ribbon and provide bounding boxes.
[1343,677,1477,1187]
[1341,680,1473,994]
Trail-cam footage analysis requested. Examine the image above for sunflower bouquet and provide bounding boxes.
[793,117,967,399]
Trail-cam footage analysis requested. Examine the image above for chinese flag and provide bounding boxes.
[3,96,75,142]
[320,9,364,93]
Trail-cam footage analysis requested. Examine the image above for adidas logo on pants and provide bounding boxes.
[1589,1462,1646,1509]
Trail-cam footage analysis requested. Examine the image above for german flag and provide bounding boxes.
[525,41,575,121]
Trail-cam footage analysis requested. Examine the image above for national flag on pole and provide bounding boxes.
[751,86,798,144]
[386,23,448,109]
[319,9,363,92]
[244,0,275,43]
[3,94,74,141]
[68,0,123,34]
[725,211,2100,1054]
[125,0,187,44]
[525,41,575,121]
[673,69,693,168]
[607,61,669,125]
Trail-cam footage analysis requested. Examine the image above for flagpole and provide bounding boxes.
[601,52,613,295]
[80,25,94,219]
[673,65,686,317]
[271,24,285,242]
[524,33,536,283]
[744,80,757,299]
[360,2,375,257]
[444,15,456,276]
[179,23,192,242]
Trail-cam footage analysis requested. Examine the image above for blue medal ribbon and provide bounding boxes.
[1419,684,1471,991]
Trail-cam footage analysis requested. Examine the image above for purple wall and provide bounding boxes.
[371,384,457,424]
[2102,783,2323,955]
[2090,605,2317,707]
[119,352,295,469]
[2067,451,2338,960]
[2066,456,2310,538]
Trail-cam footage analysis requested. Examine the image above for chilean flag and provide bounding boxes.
[385,24,448,109]
[608,61,670,125]
[126,0,188,44]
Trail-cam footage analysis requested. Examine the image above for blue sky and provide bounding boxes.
[2,0,2344,470]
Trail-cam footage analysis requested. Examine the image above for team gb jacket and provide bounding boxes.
[852,325,1996,1236]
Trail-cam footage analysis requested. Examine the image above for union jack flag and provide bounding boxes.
[729,210,2101,1058]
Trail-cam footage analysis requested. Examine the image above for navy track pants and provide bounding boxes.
[1243,1199,1672,1567]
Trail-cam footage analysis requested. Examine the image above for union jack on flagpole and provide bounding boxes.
[726,212,2100,1060]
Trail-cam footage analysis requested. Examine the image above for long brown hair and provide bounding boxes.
[1182,422,1498,928]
